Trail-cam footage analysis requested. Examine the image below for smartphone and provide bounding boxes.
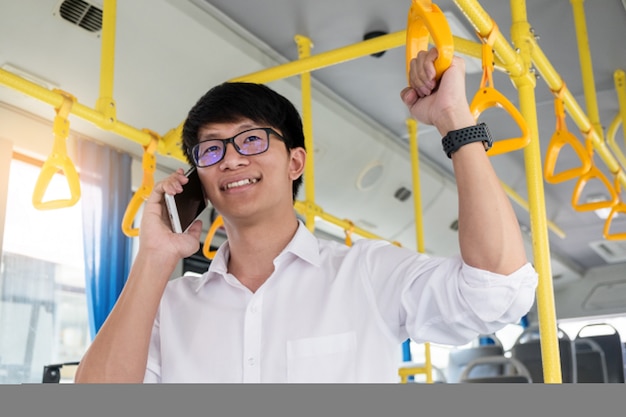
[164,167,208,233]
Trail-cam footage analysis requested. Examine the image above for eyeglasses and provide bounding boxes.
[191,127,285,168]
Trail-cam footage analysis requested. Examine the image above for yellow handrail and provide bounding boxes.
[453,0,562,384]
[405,0,454,82]
[95,0,117,128]
[32,90,81,210]
[295,34,317,232]
[121,129,159,237]
[606,70,626,171]
[407,118,433,383]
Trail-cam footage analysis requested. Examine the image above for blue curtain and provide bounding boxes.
[76,139,133,340]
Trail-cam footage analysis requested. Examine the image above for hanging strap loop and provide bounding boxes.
[544,83,592,183]
[32,90,81,210]
[469,21,530,157]
[121,130,159,237]
[571,132,619,212]
[603,172,626,241]
[344,220,355,247]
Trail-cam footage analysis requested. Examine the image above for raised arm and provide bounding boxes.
[74,169,203,383]
[401,48,527,275]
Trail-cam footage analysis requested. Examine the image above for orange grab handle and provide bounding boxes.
[603,201,626,240]
[544,93,592,183]
[406,0,454,83]
[571,165,619,212]
[344,220,355,247]
[469,87,531,156]
[121,130,159,237]
[603,176,626,241]
[469,21,530,157]
[543,129,592,183]
[32,91,81,210]
[203,214,224,260]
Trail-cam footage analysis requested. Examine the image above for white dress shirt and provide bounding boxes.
[144,221,538,383]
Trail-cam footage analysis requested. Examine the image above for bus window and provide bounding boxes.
[0,157,89,384]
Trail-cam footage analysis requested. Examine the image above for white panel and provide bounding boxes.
[391,181,460,256]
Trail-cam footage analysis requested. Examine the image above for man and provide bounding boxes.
[74,48,538,383]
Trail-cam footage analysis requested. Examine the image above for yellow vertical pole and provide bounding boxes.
[295,35,316,232]
[615,70,626,150]
[510,0,562,383]
[96,0,117,128]
[407,118,432,383]
[570,0,603,141]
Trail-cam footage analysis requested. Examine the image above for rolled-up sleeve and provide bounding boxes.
[403,257,538,345]
[361,241,538,346]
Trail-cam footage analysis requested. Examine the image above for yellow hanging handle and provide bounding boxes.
[121,129,159,237]
[32,90,81,210]
[544,84,592,183]
[469,21,530,157]
[603,173,626,241]
[571,134,619,212]
[344,220,355,247]
[203,214,224,260]
[405,0,454,83]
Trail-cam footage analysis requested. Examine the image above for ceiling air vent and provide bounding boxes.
[589,240,626,263]
[57,0,103,33]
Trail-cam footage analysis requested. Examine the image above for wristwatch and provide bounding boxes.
[441,122,493,159]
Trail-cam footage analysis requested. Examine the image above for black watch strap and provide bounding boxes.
[441,123,493,158]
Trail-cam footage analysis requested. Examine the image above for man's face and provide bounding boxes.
[195,119,305,223]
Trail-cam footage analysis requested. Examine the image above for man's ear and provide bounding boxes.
[289,147,306,180]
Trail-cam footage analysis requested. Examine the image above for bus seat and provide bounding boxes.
[510,326,577,383]
[574,338,608,383]
[576,323,625,383]
[446,344,505,383]
[460,356,532,383]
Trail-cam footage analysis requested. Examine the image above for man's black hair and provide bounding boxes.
[182,82,305,201]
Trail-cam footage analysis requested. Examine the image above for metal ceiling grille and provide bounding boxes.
[58,0,102,33]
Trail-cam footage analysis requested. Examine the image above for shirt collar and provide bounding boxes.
[192,220,321,292]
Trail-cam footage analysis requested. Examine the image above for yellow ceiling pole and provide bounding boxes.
[453,0,527,79]
[618,70,626,151]
[163,32,502,161]
[95,0,117,129]
[606,70,626,171]
[292,200,398,243]
[509,0,561,384]
[407,118,433,384]
[295,35,317,232]
[570,0,603,142]
[0,68,156,151]
[453,0,562,384]
[232,31,405,84]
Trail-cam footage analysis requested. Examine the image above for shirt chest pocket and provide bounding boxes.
[286,331,357,382]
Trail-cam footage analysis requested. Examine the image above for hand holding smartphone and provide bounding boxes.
[164,167,208,233]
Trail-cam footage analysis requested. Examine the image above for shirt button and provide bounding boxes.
[248,357,256,366]
[250,305,258,314]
